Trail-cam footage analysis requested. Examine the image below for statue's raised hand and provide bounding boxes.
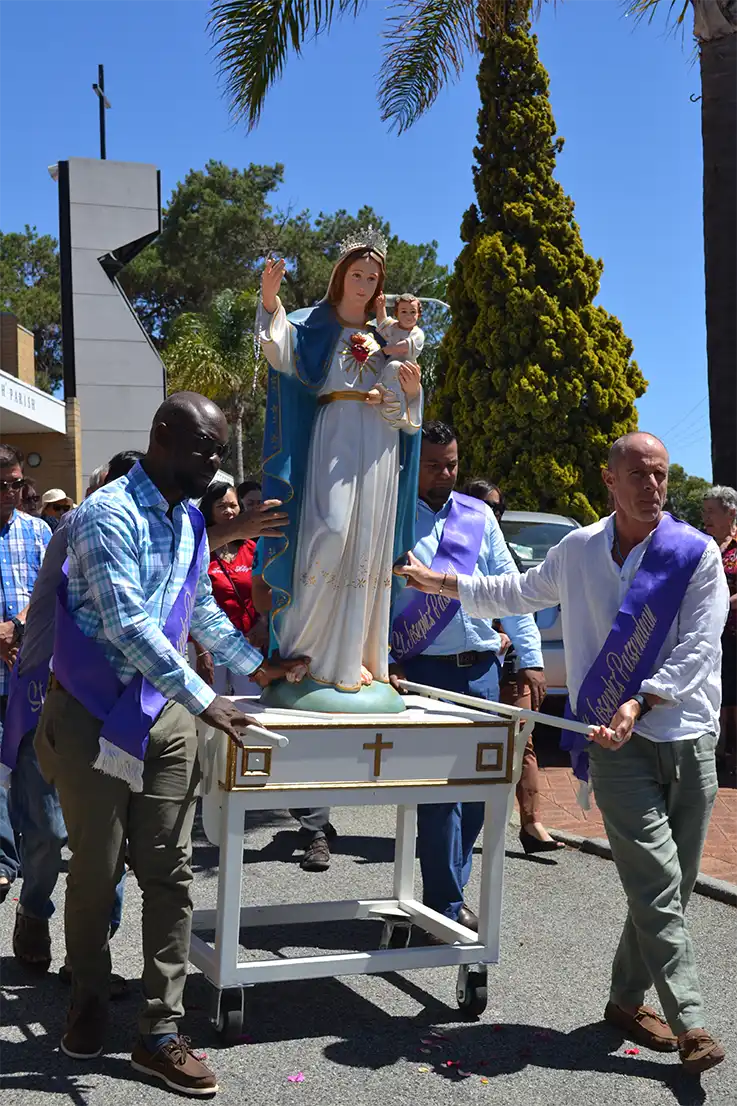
[262,257,287,313]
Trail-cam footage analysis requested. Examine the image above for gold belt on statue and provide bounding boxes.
[318,390,370,406]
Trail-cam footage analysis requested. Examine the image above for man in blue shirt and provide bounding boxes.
[391,422,545,935]
[34,393,305,1096]
[0,444,51,903]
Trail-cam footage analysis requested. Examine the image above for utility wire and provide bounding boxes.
[659,395,708,440]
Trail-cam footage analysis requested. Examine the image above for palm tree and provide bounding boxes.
[209,0,736,483]
[165,288,265,482]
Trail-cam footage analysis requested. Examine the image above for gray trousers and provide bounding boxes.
[35,684,200,1037]
[589,730,718,1033]
[290,808,330,836]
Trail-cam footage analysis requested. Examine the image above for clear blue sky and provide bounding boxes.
[0,0,712,478]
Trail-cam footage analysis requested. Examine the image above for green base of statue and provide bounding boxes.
[260,676,407,715]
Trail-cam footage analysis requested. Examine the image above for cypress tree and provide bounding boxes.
[432,5,646,523]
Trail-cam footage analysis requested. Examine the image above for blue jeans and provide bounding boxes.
[402,652,501,921]
[9,726,125,929]
[0,696,21,885]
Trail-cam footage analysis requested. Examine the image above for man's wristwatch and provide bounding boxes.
[10,617,25,644]
[631,692,651,718]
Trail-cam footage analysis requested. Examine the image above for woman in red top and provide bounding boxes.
[703,485,737,780]
[201,482,258,635]
[192,482,266,693]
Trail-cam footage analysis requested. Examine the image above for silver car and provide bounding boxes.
[499,510,580,696]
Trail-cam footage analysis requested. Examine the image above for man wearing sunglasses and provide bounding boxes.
[34,392,306,1096]
[0,445,52,906]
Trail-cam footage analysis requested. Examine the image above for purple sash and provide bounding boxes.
[562,514,710,784]
[0,654,50,784]
[391,492,488,661]
[52,504,206,792]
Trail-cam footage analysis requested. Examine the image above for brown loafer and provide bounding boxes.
[604,1001,678,1052]
[678,1029,725,1074]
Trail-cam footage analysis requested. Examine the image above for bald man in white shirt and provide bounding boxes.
[397,433,728,1076]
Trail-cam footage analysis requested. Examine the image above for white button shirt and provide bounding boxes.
[457,514,729,742]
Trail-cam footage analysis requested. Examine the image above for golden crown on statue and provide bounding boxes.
[338,225,388,261]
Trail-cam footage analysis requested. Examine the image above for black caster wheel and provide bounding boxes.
[380,921,412,949]
[216,989,244,1045]
[456,965,488,1018]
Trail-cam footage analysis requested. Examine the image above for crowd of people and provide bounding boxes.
[0,397,734,1095]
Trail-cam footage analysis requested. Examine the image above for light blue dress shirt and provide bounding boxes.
[394,495,543,669]
[65,463,262,715]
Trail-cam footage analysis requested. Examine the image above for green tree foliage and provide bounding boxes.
[165,289,265,481]
[430,11,646,523]
[0,226,62,391]
[125,172,448,458]
[666,462,711,529]
[120,160,285,339]
[121,164,448,353]
[209,0,502,134]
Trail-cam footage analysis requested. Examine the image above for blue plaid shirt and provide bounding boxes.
[0,510,51,695]
[65,462,263,714]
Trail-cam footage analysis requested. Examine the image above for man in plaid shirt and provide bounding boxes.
[0,444,51,902]
[35,393,304,1097]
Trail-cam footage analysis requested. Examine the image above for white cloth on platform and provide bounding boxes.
[258,301,422,690]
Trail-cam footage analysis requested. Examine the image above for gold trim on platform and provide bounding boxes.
[318,390,371,406]
[476,742,504,773]
[240,746,272,777]
[220,776,513,793]
[220,720,516,792]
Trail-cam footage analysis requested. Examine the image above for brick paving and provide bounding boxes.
[531,729,734,884]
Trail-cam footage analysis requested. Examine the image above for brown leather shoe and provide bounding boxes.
[604,1001,678,1052]
[60,998,107,1059]
[678,1029,726,1074]
[423,905,478,945]
[300,835,330,872]
[458,905,478,932]
[131,1036,218,1096]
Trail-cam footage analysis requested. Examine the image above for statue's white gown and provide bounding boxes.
[259,302,422,690]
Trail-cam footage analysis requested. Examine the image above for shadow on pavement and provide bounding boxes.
[196,967,707,1106]
[1,955,708,1106]
[324,1015,707,1106]
[0,958,145,1096]
[192,828,398,873]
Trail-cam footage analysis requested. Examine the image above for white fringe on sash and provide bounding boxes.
[576,779,592,812]
[93,737,144,793]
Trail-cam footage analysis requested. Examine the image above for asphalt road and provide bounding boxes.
[1,802,734,1106]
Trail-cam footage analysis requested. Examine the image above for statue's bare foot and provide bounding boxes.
[360,665,374,686]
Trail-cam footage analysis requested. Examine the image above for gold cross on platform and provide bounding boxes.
[363,732,394,777]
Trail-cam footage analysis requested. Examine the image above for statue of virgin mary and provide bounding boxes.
[257,228,423,711]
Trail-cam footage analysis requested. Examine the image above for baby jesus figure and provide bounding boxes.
[375,292,425,362]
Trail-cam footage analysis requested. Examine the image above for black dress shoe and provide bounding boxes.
[519,827,566,855]
[457,905,478,932]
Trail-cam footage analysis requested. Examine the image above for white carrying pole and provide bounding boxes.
[397,679,597,739]
[241,723,290,748]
